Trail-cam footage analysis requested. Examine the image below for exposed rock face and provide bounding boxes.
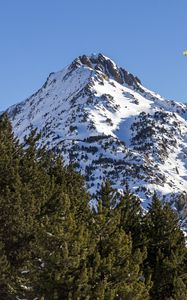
[6,53,187,229]
[75,53,142,88]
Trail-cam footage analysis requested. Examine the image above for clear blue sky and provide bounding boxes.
[0,0,187,110]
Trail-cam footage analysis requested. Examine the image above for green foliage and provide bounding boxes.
[89,182,150,299]
[32,161,93,299]
[118,191,146,251]
[0,114,186,299]
[143,194,187,300]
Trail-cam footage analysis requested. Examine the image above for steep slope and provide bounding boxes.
[7,53,187,224]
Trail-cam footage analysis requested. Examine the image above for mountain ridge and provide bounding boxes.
[6,53,187,227]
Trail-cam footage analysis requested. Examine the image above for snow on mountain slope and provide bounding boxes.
[7,53,187,226]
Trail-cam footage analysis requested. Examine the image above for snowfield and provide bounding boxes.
[6,53,187,228]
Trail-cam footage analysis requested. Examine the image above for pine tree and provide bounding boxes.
[144,194,187,300]
[90,182,150,300]
[0,114,25,297]
[31,158,93,299]
[0,115,48,298]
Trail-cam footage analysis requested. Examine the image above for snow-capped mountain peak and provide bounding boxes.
[6,53,187,228]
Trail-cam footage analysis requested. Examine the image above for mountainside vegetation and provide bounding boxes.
[0,113,186,300]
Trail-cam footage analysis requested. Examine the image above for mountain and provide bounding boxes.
[6,53,187,225]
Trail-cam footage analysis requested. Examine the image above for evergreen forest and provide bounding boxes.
[0,113,186,300]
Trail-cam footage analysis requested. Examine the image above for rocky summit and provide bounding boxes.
[6,53,187,227]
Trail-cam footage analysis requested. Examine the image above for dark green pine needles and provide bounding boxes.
[0,113,186,299]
